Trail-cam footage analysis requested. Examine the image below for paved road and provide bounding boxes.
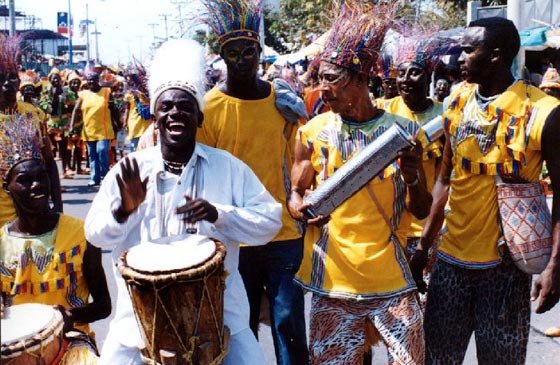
[61,166,560,364]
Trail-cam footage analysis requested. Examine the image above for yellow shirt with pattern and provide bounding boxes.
[124,91,151,141]
[386,96,444,238]
[1,215,90,332]
[295,111,422,299]
[198,85,301,242]
[79,87,115,141]
[440,80,560,268]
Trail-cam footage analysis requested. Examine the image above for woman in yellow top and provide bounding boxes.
[70,72,118,186]
[0,35,62,227]
[123,73,152,152]
[0,118,111,364]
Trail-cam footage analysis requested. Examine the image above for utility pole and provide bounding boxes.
[91,19,101,63]
[160,14,169,41]
[8,0,15,36]
[68,0,73,64]
[170,0,187,37]
[148,23,158,47]
[86,3,91,67]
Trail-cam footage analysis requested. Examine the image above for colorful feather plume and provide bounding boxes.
[0,115,43,181]
[0,34,21,76]
[128,56,150,97]
[321,1,397,76]
[378,53,398,79]
[393,25,453,74]
[201,0,262,49]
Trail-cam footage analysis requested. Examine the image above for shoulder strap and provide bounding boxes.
[365,185,396,236]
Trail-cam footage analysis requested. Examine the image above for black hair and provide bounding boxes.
[468,17,520,66]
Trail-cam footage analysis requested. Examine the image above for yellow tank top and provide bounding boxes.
[125,91,152,140]
[295,111,422,299]
[79,88,115,141]
[386,96,444,237]
[1,215,90,332]
[440,80,559,268]
[198,85,301,241]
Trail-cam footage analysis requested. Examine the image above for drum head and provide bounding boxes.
[1,303,61,344]
[127,234,217,272]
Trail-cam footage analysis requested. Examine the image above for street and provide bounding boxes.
[61,162,560,364]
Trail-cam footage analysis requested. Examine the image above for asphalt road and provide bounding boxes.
[61,161,560,364]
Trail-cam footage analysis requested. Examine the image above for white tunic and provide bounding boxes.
[85,143,282,348]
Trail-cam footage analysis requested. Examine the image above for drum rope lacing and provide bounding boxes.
[127,270,228,365]
[2,313,66,363]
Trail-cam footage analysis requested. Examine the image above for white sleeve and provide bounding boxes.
[207,159,282,246]
[84,161,146,249]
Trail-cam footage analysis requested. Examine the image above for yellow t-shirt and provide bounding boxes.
[198,85,301,242]
[440,80,560,268]
[374,96,394,110]
[79,87,115,141]
[124,91,151,141]
[1,215,91,332]
[0,102,48,228]
[386,96,444,237]
[295,111,419,299]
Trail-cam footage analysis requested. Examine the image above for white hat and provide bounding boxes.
[149,39,206,114]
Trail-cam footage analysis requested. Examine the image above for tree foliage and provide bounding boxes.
[265,0,332,53]
[264,0,472,54]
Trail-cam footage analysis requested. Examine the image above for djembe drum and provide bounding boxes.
[1,303,65,365]
[117,235,228,365]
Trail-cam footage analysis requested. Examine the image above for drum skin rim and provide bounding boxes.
[1,308,64,358]
[117,240,226,285]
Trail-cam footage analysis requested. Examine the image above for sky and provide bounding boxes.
[10,0,205,65]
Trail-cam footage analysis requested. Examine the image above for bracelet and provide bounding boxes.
[402,171,419,186]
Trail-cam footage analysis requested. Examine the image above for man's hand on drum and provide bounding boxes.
[176,194,218,224]
[53,305,76,333]
[114,157,149,222]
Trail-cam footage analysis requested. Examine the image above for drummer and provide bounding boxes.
[85,39,282,365]
[287,2,432,364]
[0,115,111,363]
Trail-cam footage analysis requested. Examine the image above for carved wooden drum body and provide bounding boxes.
[118,235,228,365]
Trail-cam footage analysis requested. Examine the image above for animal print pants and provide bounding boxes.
[309,292,424,365]
[424,257,531,365]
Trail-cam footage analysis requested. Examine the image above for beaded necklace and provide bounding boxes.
[163,159,187,174]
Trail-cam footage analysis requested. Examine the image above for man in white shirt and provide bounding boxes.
[85,39,282,365]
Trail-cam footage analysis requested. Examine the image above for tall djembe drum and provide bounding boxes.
[117,235,228,365]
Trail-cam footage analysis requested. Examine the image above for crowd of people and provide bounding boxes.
[1,0,560,364]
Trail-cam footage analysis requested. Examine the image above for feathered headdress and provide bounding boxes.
[128,57,150,96]
[149,39,206,114]
[201,0,262,50]
[66,70,82,84]
[321,1,397,76]
[394,26,451,74]
[0,116,43,182]
[19,69,42,89]
[0,35,20,76]
[378,53,398,79]
[47,67,61,81]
